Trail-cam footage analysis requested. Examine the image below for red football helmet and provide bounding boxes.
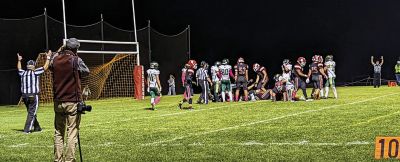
[312,55,319,63]
[253,63,260,72]
[187,60,197,69]
[297,57,306,67]
[237,57,245,64]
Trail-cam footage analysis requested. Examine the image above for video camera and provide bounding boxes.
[77,101,92,114]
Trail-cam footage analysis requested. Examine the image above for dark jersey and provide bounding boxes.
[234,63,249,76]
[256,89,271,100]
[185,69,195,83]
[256,66,266,79]
[273,81,284,93]
[309,62,321,74]
[293,64,304,78]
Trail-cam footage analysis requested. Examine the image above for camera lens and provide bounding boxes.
[85,105,92,112]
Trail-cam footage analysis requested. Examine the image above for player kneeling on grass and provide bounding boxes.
[324,55,337,99]
[307,55,327,100]
[271,74,287,102]
[147,61,162,110]
[179,60,197,109]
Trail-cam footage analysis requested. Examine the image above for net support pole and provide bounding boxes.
[132,0,140,65]
[188,25,191,60]
[44,8,49,50]
[148,20,151,63]
[62,0,67,43]
[101,14,105,64]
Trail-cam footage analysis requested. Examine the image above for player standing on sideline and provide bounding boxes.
[249,63,269,92]
[324,55,338,98]
[234,57,249,101]
[281,59,295,101]
[371,56,384,88]
[219,59,234,102]
[395,57,400,85]
[147,61,162,110]
[179,60,197,109]
[211,61,222,102]
[196,61,213,104]
[307,55,328,100]
[293,57,310,101]
[17,51,51,134]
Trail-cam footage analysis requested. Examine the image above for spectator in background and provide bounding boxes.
[395,57,400,85]
[168,74,176,95]
[371,56,384,88]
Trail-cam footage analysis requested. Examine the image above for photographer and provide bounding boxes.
[50,38,89,162]
[17,51,51,134]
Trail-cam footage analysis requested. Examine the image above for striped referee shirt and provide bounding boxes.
[18,67,45,94]
[196,67,209,80]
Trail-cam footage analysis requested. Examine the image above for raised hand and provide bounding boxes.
[17,53,22,61]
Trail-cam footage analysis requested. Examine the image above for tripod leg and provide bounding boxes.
[78,131,83,162]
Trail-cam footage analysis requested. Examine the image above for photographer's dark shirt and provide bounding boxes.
[51,50,89,102]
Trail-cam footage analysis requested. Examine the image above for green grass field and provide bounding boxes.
[0,86,399,161]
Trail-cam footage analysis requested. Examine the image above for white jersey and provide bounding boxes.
[147,69,160,88]
[219,65,232,81]
[211,65,220,82]
[325,61,336,78]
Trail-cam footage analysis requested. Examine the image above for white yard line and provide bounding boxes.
[143,92,399,146]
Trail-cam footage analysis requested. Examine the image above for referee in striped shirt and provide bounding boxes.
[196,61,213,104]
[17,51,51,134]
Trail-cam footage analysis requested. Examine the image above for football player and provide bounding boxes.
[307,55,327,100]
[147,61,161,110]
[249,63,269,92]
[318,55,326,98]
[179,60,197,109]
[211,61,222,102]
[271,74,287,101]
[324,55,337,99]
[281,59,295,101]
[196,61,213,104]
[219,59,234,102]
[249,89,273,101]
[293,57,310,101]
[234,57,249,101]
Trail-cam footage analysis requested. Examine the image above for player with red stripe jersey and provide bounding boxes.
[234,57,249,101]
[179,60,197,109]
[307,55,328,100]
[293,57,309,101]
[249,63,269,92]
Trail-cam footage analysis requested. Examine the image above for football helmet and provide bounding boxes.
[325,55,333,62]
[215,61,221,66]
[253,63,260,72]
[237,57,245,64]
[312,55,319,63]
[318,55,324,63]
[297,57,306,67]
[187,60,197,69]
[282,59,290,65]
[222,58,229,65]
[150,61,159,69]
[274,74,282,82]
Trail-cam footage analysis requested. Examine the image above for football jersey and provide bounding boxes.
[210,65,220,82]
[256,66,266,79]
[147,69,160,88]
[185,68,195,83]
[309,62,321,74]
[324,61,336,78]
[234,63,248,76]
[293,63,304,78]
[219,65,232,81]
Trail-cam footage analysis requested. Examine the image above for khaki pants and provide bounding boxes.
[54,102,81,162]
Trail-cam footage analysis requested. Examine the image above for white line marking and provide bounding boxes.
[143,92,400,146]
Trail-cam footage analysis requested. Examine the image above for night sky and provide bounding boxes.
[1,0,400,82]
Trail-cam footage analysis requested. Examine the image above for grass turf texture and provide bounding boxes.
[0,86,399,161]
